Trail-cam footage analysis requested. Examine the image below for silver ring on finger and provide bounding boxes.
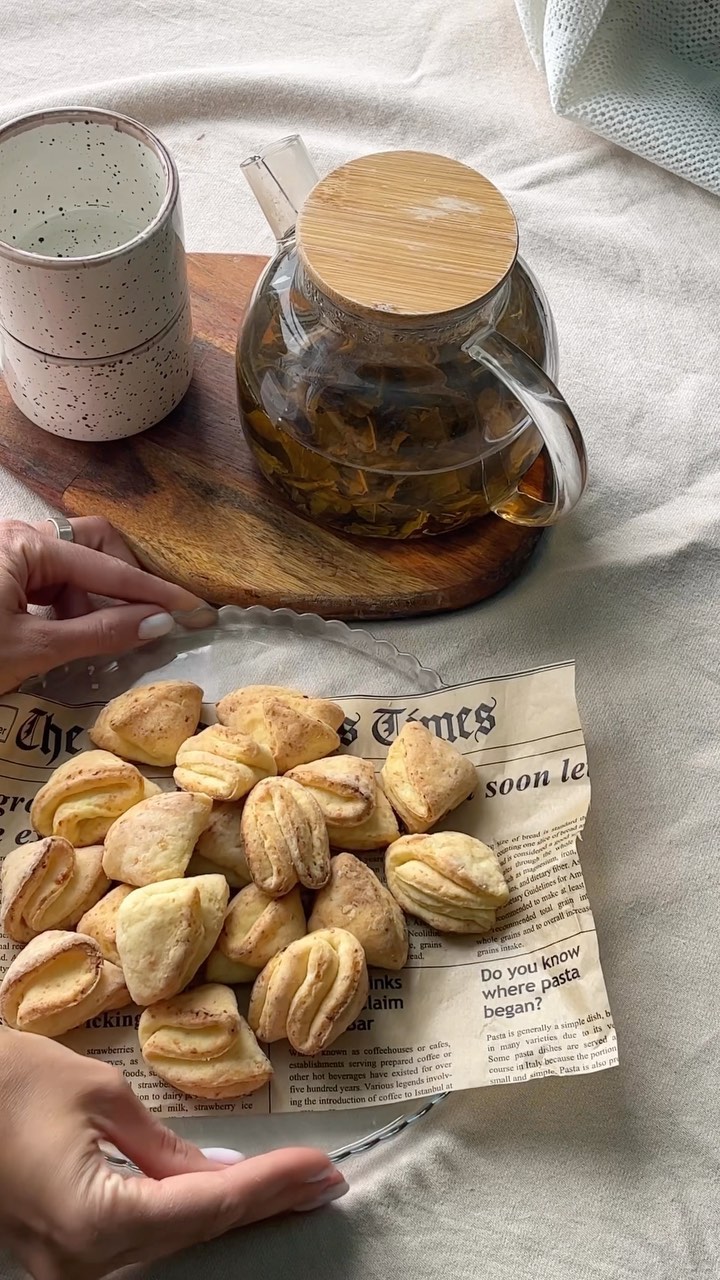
[46,516,75,542]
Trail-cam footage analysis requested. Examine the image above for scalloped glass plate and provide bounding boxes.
[21,606,446,1163]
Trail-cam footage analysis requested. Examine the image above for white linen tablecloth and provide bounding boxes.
[1,1,719,1277]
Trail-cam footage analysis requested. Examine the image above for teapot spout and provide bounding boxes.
[241,134,319,243]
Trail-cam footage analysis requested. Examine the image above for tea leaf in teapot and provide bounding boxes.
[237,257,547,539]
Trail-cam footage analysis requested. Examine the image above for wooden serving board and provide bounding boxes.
[0,253,545,620]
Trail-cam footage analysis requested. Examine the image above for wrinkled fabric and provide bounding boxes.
[514,0,720,194]
[0,1,719,1277]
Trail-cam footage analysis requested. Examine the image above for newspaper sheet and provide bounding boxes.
[0,661,617,1114]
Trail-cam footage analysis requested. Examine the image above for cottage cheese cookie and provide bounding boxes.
[116,874,228,1005]
[0,930,129,1037]
[326,783,400,851]
[248,927,368,1055]
[385,832,509,933]
[242,777,330,897]
[174,726,275,802]
[187,801,251,888]
[216,685,344,773]
[309,854,408,969]
[206,883,306,985]
[1,838,109,942]
[139,983,272,1099]
[286,756,376,827]
[76,884,135,967]
[31,750,152,846]
[381,722,476,832]
[102,790,212,886]
[89,680,203,767]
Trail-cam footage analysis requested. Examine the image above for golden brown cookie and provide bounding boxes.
[1,838,109,943]
[186,801,251,888]
[216,685,344,772]
[138,984,273,1099]
[241,777,330,897]
[381,722,476,832]
[0,930,129,1037]
[205,882,306,984]
[76,884,135,966]
[102,790,212,886]
[31,750,149,846]
[248,927,368,1055]
[326,783,400,851]
[285,756,376,827]
[385,831,509,932]
[115,874,228,1005]
[208,884,306,985]
[174,726,275,802]
[89,680,203,767]
[309,854,408,969]
[204,950,259,985]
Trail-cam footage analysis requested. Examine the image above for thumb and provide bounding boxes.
[29,603,176,666]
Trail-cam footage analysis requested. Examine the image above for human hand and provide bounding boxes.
[0,1028,346,1279]
[0,516,206,694]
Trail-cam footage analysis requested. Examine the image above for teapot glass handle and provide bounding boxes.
[464,328,588,527]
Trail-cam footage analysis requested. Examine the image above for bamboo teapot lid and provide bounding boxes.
[297,150,518,322]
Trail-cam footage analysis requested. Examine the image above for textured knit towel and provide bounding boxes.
[514,0,720,193]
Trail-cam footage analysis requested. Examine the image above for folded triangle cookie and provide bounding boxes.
[381,722,476,833]
[103,790,212,886]
[0,930,129,1037]
[116,874,228,1004]
[1,838,109,942]
[216,684,344,773]
[31,750,152,846]
[89,680,203,767]
[139,983,272,1098]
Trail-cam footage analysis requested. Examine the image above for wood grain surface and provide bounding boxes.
[298,151,518,318]
[0,253,545,620]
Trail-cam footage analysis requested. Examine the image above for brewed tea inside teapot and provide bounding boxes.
[237,136,586,539]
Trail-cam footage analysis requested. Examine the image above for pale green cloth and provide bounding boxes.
[514,0,720,194]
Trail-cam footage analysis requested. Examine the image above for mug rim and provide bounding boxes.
[0,106,179,269]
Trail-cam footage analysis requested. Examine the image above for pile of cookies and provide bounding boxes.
[0,681,509,1100]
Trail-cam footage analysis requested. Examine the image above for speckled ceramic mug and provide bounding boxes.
[0,107,193,439]
[0,293,193,441]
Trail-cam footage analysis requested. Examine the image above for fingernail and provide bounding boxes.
[138,612,175,640]
[172,603,219,630]
[295,1179,349,1212]
[201,1147,245,1164]
[304,1166,342,1183]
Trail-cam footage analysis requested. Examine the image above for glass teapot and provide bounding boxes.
[237,136,587,540]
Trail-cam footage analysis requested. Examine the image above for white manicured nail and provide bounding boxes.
[305,1166,340,1183]
[137,612,174,640]
[295,1180,349,1211]
[201,1146,246,1164]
